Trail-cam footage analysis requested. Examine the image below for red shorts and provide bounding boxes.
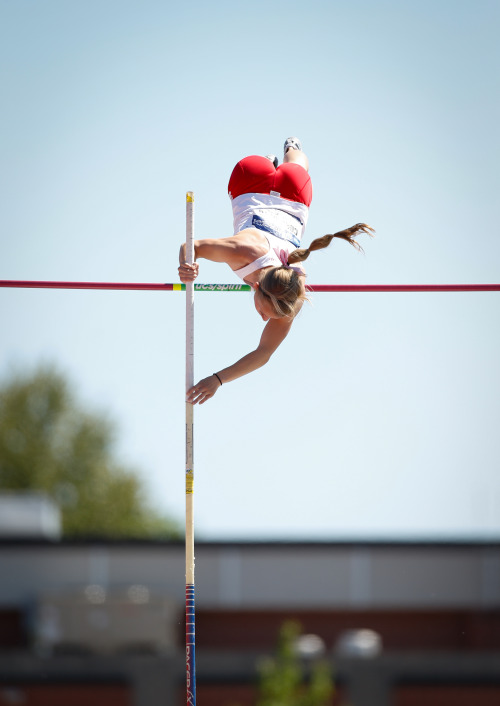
[228,155,313,207]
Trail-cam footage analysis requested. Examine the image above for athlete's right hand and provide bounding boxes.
[186,375,221,405]
[178,262,199,283]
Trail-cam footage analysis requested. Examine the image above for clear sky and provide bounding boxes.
[1,0,499,540]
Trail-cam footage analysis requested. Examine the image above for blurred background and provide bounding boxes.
[1,1,499,704]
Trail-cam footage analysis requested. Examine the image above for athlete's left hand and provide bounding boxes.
[186,375,221,405]
[178,262,199,283]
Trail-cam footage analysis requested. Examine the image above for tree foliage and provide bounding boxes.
[0,365,180,539]
[256,621,335,706]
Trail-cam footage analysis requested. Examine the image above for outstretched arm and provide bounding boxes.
[178,237,248,282]
[186,316,294,405]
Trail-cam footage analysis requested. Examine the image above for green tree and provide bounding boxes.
[0,365,180,538]
[257,621,335,706]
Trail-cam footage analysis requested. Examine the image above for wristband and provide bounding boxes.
[213,373,222,386]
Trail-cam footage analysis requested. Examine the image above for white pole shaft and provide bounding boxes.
[185,191,195,584]
[185,192,196,706]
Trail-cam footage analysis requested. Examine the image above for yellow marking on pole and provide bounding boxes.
[186,192,194,203]
[173,283,183,291]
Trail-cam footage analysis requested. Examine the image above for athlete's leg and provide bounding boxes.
[276,138,312,206]
[283,137,309,171]
[284,147,309,172]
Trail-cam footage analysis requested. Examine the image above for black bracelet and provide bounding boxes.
[213,373,223,386]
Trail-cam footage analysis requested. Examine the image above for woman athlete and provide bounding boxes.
[179,137,373,405]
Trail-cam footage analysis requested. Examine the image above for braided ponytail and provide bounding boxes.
[287,223,374,264]
[254,223,373,319]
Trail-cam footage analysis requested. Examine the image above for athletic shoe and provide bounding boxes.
[283,137,302,154]
[265,154,278,168]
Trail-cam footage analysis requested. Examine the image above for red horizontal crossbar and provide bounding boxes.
[1,280,499,293]
[0,280,176,291]
[307,284,500,293]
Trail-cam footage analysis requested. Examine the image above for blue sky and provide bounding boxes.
[1,0,499,539]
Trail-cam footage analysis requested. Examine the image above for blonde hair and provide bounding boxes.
[257,267,306,318]
[257,223,374,318]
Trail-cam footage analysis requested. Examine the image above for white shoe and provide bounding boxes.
[265,154,278,168]
[283,137,302,155]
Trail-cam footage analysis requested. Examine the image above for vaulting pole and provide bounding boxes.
[185,191,196,706]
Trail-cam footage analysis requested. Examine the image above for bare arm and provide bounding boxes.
[187,316,294,405]
[179,237,250,282]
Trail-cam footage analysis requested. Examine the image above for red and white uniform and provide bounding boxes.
[228,155,313,249]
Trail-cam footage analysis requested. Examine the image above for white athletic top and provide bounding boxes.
[233,232,306,281]
[230,192,309,248]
